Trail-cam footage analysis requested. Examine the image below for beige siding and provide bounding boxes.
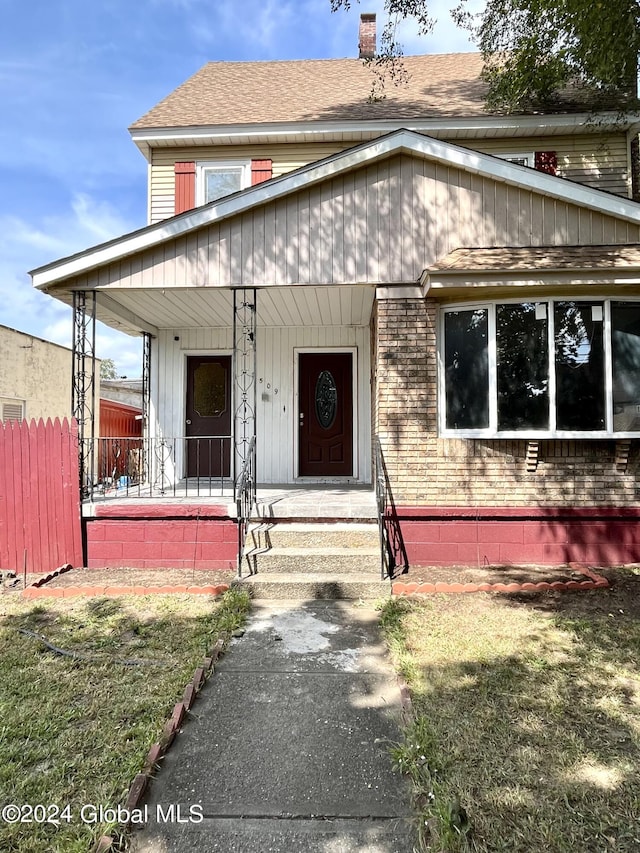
[154,325,371,484]
[150,143,345,223]
[148,133,632,224]
[469,132,631,198]
[92,153,640,292]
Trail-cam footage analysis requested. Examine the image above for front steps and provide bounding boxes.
[235,521,390,600]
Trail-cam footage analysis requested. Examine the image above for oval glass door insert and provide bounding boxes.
[315,370,337,429]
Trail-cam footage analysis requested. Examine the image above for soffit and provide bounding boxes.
[51,286,376,337]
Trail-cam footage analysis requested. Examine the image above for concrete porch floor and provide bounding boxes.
[256,485,376,521]
[83,483,377,521]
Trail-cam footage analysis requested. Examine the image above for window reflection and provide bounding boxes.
[612,302,640,431]
[444,309,489,429]
[497,303,549,430]
[554,302,605,431]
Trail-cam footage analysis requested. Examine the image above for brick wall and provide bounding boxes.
[374,297,640,509]
[84,504,237,571]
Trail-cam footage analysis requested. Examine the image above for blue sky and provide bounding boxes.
[0,0,477,377]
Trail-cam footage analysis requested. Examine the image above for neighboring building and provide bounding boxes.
[0,325,73,423]
[98,381,143,486]
[100,378,143,411]
[29,16,640,570]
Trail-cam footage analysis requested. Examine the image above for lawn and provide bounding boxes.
[0,587,250,853]
[380,568,640,852]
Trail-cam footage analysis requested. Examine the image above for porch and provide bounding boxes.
[82,484,381,576]
[83,483,378,519]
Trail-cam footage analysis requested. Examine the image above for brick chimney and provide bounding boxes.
[358,13,376,59]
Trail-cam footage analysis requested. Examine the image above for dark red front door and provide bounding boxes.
[186,356,232,477]
[298,352,353,477]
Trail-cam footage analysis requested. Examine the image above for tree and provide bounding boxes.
[332,0,640,113]
[100,358,118,380]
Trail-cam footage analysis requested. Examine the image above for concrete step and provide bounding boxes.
[233,572,391,600]
[246,521,380,550]
[244,547,381,575]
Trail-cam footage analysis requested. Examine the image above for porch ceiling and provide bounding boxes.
[93,284,375,334]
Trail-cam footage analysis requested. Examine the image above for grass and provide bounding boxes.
[379,580,640,852]
[0,586,250,853]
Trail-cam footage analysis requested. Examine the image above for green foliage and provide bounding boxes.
[100,358,118,380]
[0,589,250,852]
[331,0,640,112]
[471,0,640,112]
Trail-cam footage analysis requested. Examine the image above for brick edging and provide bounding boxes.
[392,563,610,596]
[93,636,227,853]
[21,566,231,599]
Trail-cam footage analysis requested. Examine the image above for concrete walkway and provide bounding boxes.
[130,600,416,852]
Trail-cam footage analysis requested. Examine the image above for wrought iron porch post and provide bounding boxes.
[233,288,257,482]
[141,331,152,483]
[71,291,97,498]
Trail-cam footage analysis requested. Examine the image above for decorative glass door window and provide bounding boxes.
[193,362,227,418]
[440,299,640,437]
[315,370,338,429]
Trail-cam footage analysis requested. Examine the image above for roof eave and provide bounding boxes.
[422,269,640,293]
[129,111,639,160]
[31,129,640,291]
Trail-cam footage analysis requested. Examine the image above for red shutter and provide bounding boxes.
[251,159,273,186]
[175,162,196,214]
[534,151,557,176]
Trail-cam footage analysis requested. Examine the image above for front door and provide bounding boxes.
[186,356,232,477]
[298,352,353,477]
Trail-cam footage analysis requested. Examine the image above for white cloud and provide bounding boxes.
[0,192,139,375]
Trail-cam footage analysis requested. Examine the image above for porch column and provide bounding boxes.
[141,331,152,483]
[233,288,257,478]
[71,290,97,497]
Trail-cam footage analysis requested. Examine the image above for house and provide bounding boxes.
[29,15,640,574]
[0,324,75,423]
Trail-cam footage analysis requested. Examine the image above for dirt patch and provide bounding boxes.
[508,565,640,619]
[9,566,236,595]
[402,563,640,619]
[405,563,594,586]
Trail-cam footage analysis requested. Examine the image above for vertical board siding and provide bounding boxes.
[154,325,371,484]
[102,152,640,289]
[148,133,631,224]
[0,418,82,573]
[256,325,371,484]
[156,328,234,461]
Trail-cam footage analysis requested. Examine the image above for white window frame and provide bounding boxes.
[495,152,536,168]
[438,296,640,440]
[196,160,250,206]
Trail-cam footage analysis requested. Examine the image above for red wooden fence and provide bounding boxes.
[0,418,83,574]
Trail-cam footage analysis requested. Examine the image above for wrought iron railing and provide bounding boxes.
[234,435,256,577]
[86,435,233,500]
[373,435,409,579]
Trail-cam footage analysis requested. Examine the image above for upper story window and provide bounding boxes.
[496,152,535,168]
[197,161,250,205]
[440,299,640,438]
